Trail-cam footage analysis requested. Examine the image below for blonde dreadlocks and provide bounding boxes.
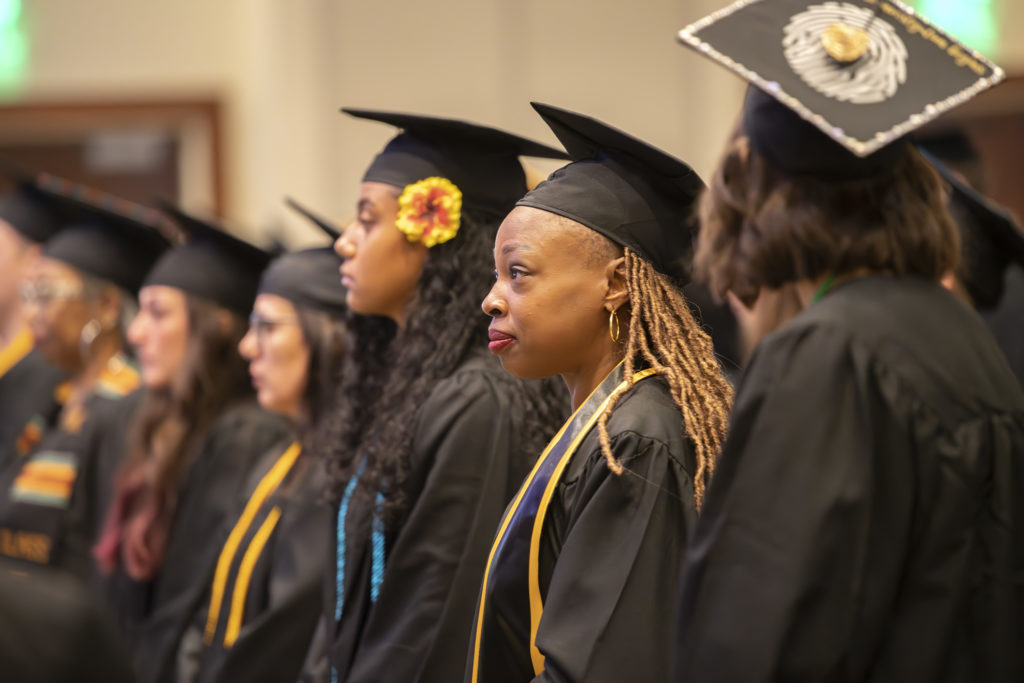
[597,249,733,509]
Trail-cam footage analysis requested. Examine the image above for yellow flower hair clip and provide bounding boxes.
[395,177,462,247]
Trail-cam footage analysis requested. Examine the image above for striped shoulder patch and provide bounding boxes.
[10,451,79,509]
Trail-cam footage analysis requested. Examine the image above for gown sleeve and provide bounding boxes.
[344,370,527,683]
[530,430,695,683]
[674,325,916,682]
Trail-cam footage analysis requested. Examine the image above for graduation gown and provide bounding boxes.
[0,329,63,470]
[173,439,331,683]
[675,276,1024,683]
[469,368,698,683]
[326,349,537,683]
[0,560,136,683]
[0,355,139,579]
[109,401,292,683]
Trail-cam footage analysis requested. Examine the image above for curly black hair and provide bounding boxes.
[320,207,567,520]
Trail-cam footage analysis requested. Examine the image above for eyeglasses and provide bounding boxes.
[248,312,299,344]
[19,281,85,306]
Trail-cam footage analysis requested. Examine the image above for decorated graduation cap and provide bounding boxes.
[677,0,1005,179]
[516,102,705,283]
[146,204,272,315]
[343,108,568,247]
[31,176,171,293]
[921,149,1024,309]
[259,197,347,317]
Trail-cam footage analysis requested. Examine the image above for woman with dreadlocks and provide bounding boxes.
[468,103,733,683]
[313,109,568,683]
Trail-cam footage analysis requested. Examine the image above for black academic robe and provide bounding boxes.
[675,276,1024,683]
[325,349,536,683]
[0,336,64,471]
[472,374,698,683]
[172,440,330,683]
[0,359,139,580]
[0,559,136,683]
[109,401,292,683]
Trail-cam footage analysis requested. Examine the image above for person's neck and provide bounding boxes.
[561,344,625,412]
[793,269,876,309]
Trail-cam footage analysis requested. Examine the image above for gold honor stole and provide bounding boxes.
[469,362,655,682]
[204,441,302,648]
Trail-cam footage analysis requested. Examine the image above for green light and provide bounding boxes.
[0,1,27,93]
[911,0,999,56]
[0,0,21,29]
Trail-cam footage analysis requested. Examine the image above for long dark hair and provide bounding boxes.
[294,305,348,445]
[95,294,251,578]
[127,296,251,504]
[696,136,960,305]
[321,207,565,516]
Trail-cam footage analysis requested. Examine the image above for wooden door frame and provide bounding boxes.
[0,98,224,213]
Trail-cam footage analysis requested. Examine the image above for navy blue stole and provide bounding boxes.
[468,362,655,681]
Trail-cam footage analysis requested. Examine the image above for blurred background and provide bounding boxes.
[0,0,1019,246]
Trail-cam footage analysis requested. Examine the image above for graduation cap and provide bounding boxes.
[0,160,62,243]
[516,102,705,283]
[677,0,1005,179]
[260,198,347,316]
[31,177,171,293]
[146,204,272,315]
[343,108,569,218]
[921,149,1024,309]
[0,182,63,244]
[284,196,342,241]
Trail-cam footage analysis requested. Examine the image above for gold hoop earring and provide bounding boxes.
[609,309,620,344]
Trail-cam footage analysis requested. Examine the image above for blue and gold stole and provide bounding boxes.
[468,362,655,682]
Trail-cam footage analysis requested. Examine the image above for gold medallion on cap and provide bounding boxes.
[821,23,870,64]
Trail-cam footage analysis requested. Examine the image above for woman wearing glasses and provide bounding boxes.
[0,184,167,580]
[94,207,291,683]
[168,205,350,683]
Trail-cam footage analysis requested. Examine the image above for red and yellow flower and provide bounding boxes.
[395,177,462,247]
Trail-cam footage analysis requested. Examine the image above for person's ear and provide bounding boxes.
[602,256,629,312]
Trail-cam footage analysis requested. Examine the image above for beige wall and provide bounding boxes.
[5,0,1023,244]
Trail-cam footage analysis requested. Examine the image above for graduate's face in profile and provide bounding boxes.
[238,293,310,418]
[483,207,616,380]
[21,257,92,370]
[334,182,429,325]
[128,285,189,390]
